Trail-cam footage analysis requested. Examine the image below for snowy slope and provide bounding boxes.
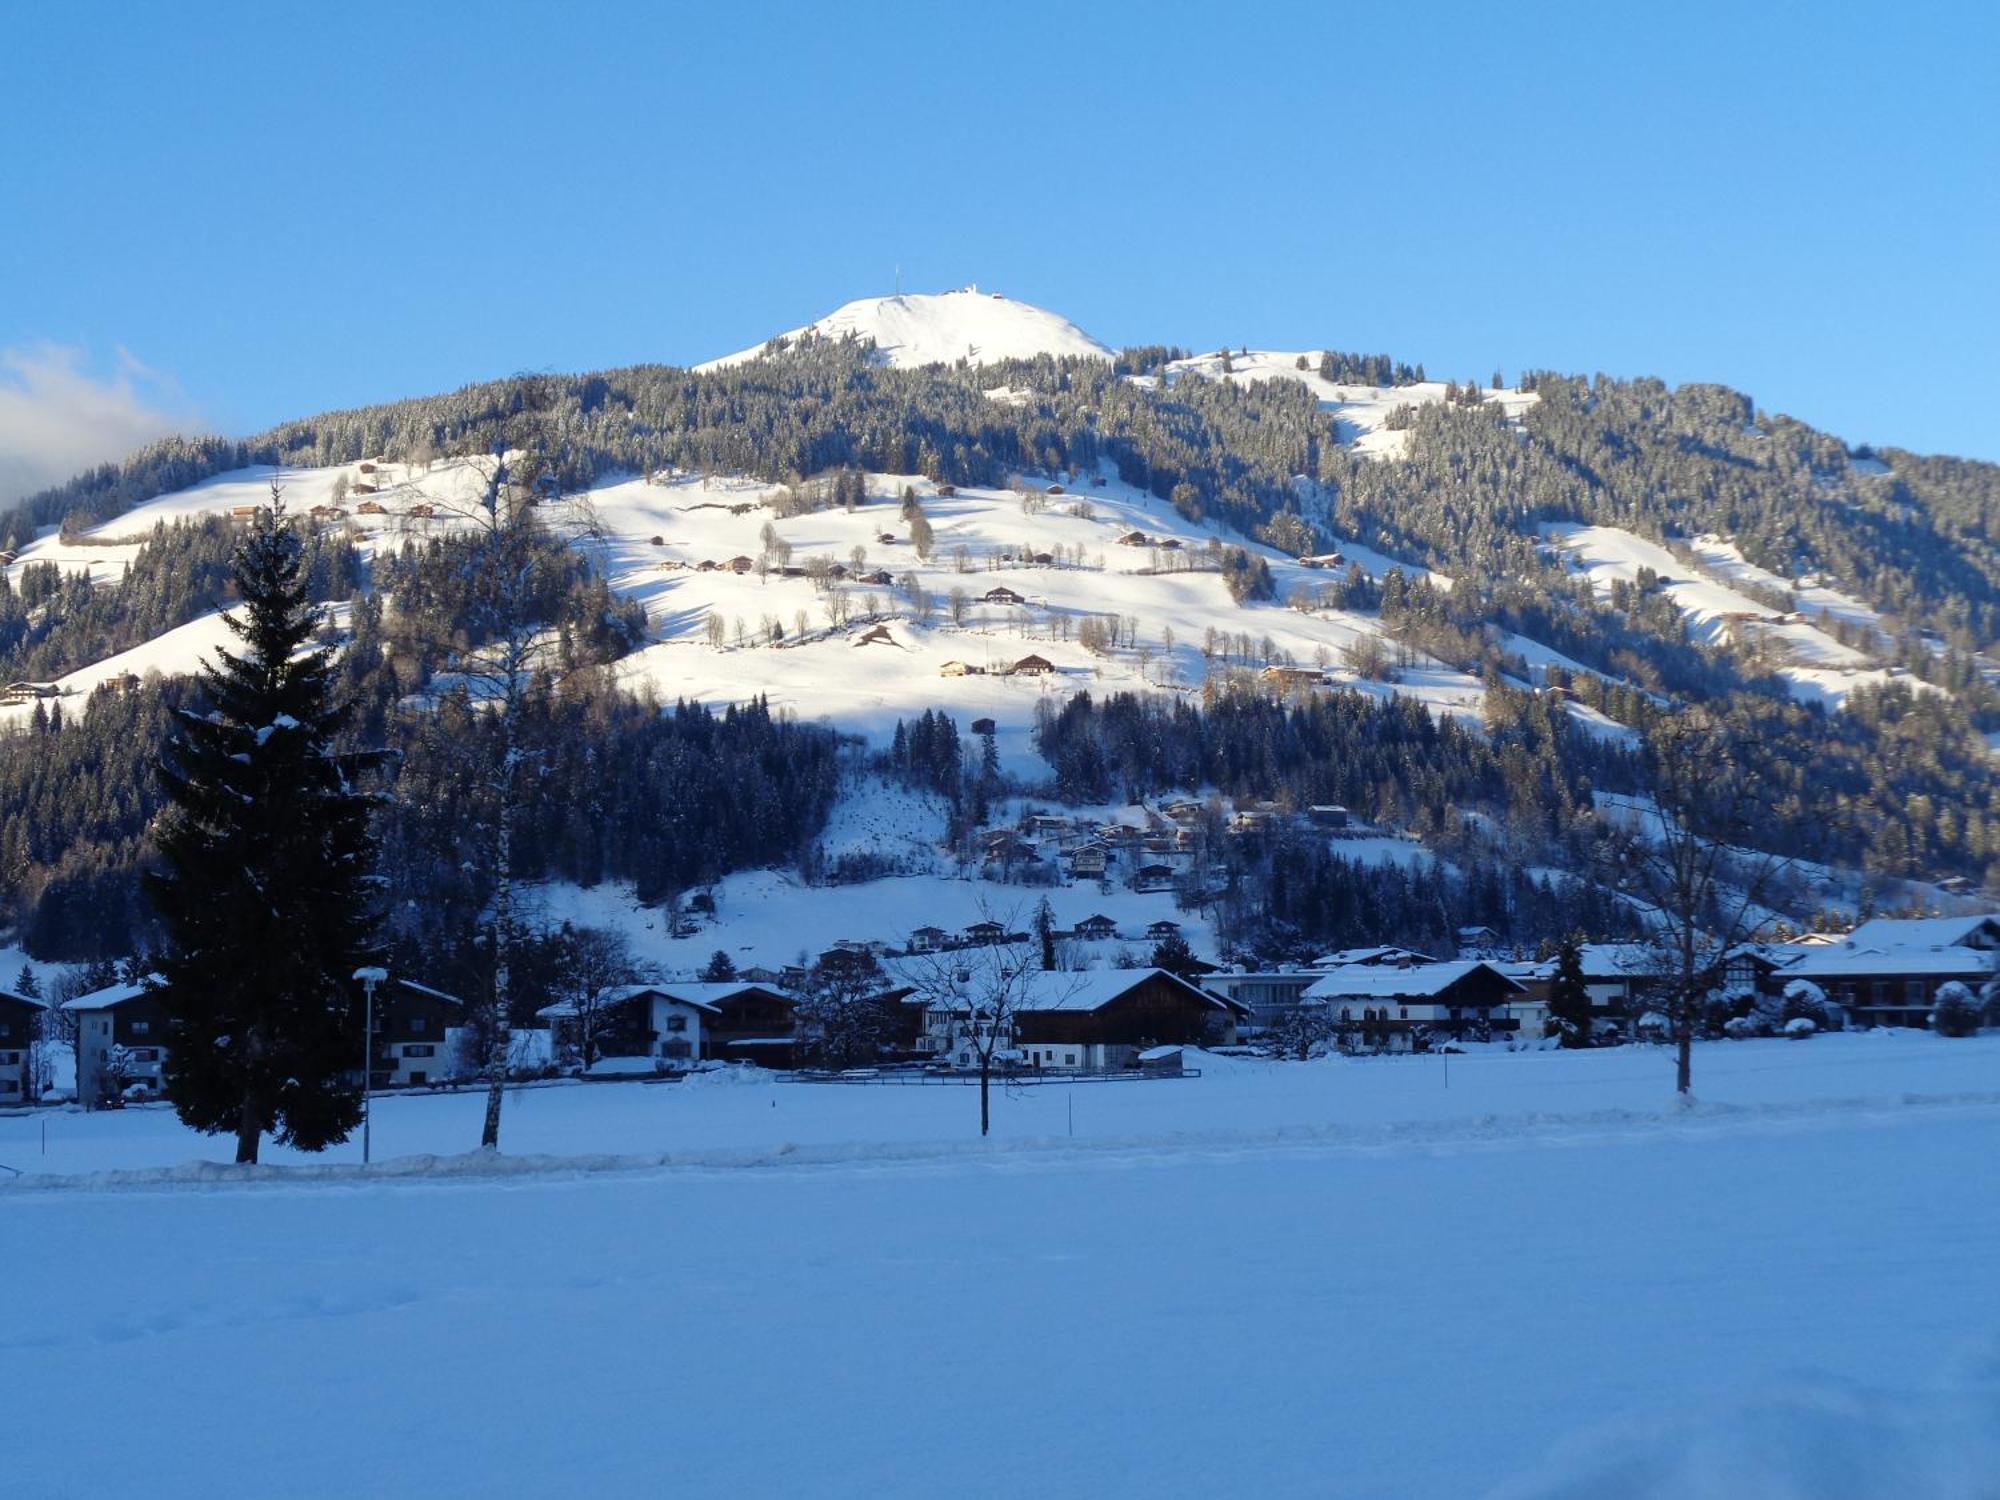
[4,453,1620,773]
[1544,522,1927,709]
[697,287,1113,372]
[1164,348,1538,460]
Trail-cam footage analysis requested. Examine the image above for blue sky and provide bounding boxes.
[2,0,1995,492]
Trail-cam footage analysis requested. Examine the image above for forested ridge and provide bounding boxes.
[2,328,1996,963]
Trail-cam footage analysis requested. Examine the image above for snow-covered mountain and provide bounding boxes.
[697,287,1113,371]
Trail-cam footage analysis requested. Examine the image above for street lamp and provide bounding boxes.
[353,966,388,1165]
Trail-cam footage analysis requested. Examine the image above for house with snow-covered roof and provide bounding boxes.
[1775,913,1999,1028]
[924,968,1240,1072]
[0,987,47,1103]
[373,979,463,1087]
[538,981,795,1070]
[65,977,169,1106]
[1303,961,1524,1053]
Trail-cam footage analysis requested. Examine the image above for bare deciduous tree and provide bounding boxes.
[1600,707,1805,1097]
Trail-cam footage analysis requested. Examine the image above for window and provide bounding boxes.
[1399,1007,1408,1020]
[1065,1053,1078,1066]
[0,1022,11,1039]
[1340,1008,1351,1021]
[0,1080,16,1095]
[0,1052,18,1066]
[662,1040,692,1060]
[1905,980,1927,1006]
[403,1044,435,1059]
[665,1015,688,1033]
[410,1017,428,1034]
[130,1020,151,1035]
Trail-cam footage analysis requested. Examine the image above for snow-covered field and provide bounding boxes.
[5,1035,1997,1497]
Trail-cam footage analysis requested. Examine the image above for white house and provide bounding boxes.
[538,983,716,1070]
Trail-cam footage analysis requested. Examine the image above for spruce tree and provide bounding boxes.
[1547,935,1592,1047]
[147,499,382,1163]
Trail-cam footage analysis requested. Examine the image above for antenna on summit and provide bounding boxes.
[894,263,902,297]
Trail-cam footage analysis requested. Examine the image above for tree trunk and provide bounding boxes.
[1676,1026,1693,1096]
[481,726,516,1152]
[235,1092,261,1164]
[979,1059,991,1137]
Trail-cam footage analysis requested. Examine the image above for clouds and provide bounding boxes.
[0,344,199,506]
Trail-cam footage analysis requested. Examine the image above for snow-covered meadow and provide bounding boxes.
[5,1036,1998,1497]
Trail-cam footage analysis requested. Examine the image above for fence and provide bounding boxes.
[779,1065,1199,1086]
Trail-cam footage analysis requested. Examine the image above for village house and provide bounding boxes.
[938,660,983,677]
[1116,530,1151,546]
[963,920,1008,946]
[1068,845,1109,880]
[1573,943,1667,1026]
[1132,862,1177,893]
[1071,913,1118,942]
[1307,804,1350,830]
[1259,665,1325,690]
[1145,920,1183,942]
[1454,925,1502,957]
[66,977,170,1106]
[370,979,462,1087]
[908,925,949,954]
[703,982,801,1066]
[1200,970,1323,1033]
[1007,654,1055,676]
[539,981,798,1070]
[1303,961,1526,1053]
[926,968,1241,1072]
[1308,946,1440,970]
[983,585,1026,606]
[0,986,46,1103]
[1776,914,2000,1027]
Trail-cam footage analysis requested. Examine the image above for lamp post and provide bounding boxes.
[353,967,388,1165]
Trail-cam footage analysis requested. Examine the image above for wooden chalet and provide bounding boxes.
[1302,961,1525,1053]
[1778,914,2000,1027]
[1007,654,1055,676]
[1001,968,1242,1070]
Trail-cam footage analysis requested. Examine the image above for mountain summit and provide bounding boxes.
[697,287,1114,371]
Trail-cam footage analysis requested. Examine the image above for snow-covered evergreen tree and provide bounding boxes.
[147,494,382,1163]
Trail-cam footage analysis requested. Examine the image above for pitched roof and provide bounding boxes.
[62,976,164,1012]
[0,987,48,1012]
[1302,961,1524,1003]
[536,980,792,1021]
[1841,914,2000,950]
[1777,913,2000,981]
[394,978,464,1006]
[936,967,1228,1015]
